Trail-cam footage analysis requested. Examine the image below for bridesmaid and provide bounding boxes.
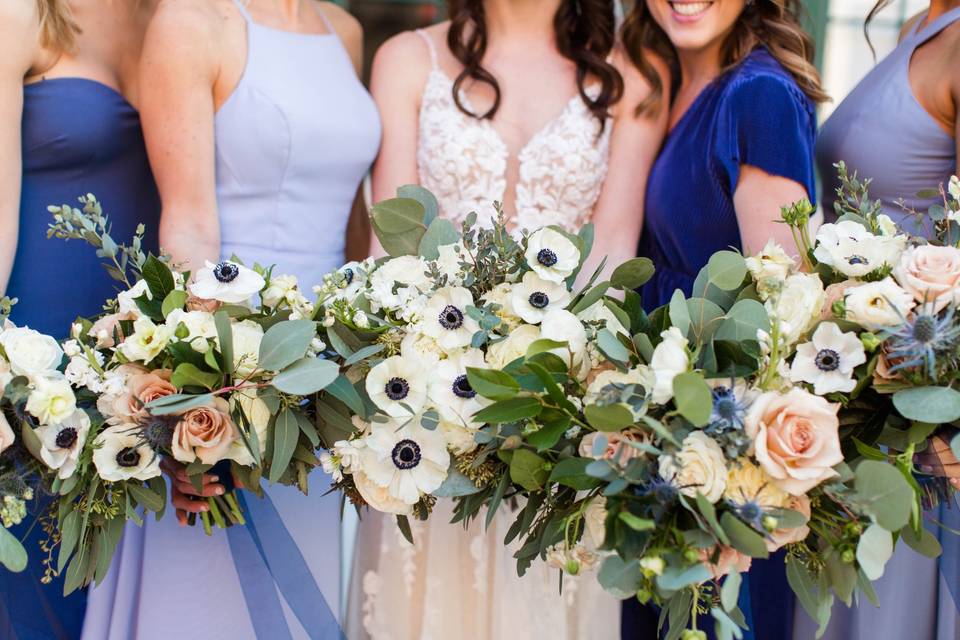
[797,2,960,638]
[81,0,379,638]
[348,1,668,639]
[620,0,826,638]
[0,0,160,637]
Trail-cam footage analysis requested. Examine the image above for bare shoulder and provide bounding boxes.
[148,0,235,47]
[372,28,434,76]
[316,2,362,65]
[0,0,41,69]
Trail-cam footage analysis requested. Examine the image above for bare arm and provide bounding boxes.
[0,1,40,294]
[583,50,670,285]
[140,0,223,272]
[733,168,809,256]
[368,31,431,256]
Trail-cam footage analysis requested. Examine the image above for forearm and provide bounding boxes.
[0,214,17,294]
[159,210,220,274]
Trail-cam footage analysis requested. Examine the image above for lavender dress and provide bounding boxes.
[796,8,960,640]
[82,3,380,638]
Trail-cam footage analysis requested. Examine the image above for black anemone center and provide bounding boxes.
[55,428,78,449]
[439,305,464,330]
[847,255,869,266]
[452,374,476,399]
[528,291,550,309]
[913,314,937,344]
[342,268,354,286]
[115,446,141,468]
[536,248,558,267]
[814,348,841,372]
[391,439,422,470]
[213,261,240,283]
[385,377,410,401]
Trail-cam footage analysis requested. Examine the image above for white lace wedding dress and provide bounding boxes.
[345,29,620,640]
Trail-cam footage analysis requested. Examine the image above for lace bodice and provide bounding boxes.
[414,30,612,232]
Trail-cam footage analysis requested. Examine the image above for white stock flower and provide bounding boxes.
[420,287,481,352]
[767,273,825,345]
[92,425,161,482]
[790,322,866,395]
[813,220,905,278]
[510,271,572,324]
[400,331,445,368]
[525,228,580,283]
[485,324,540,369]
[261,274,300,308]
[117,280,151,317]
[433,243,466,285]
[366,355,429,418]
[577,300,628,337]
[64,354,103,392]
[658,431,727,503]
[26,375,76,425]
[0,327,63,377]
[650,327,689,405]
[357,416,450,506]
[367,256,431,311]
[231,320,264,376]
[428,349,491,428]
[843,278,915,329]
[119,317,174,363]
[36,409,90,479]
[189,260,265,304]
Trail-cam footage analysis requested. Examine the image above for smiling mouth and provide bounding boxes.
[669,1,714,17]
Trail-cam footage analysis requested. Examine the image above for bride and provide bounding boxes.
[346,1,668,638]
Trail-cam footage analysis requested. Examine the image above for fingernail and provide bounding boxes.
[211,476,219,482]
[215,487,225,496]
[920,465,933,473]
[202,505,209,512]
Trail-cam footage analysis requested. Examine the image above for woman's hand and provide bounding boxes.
[914,433,960,489]
[160,458,225,526]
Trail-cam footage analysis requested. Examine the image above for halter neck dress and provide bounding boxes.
[81,3,380,638]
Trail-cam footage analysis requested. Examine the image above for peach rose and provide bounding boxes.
[171,397,237,464]
[103,370,175,424]
[186,295,222,313]
[766,494,812,551]
[872,345,905,388]
[821,281,856,320]
[87,312,135,348]
[744,388,842,495]
[579,429,652,468]
[699,545,752,579]
[892,245,960,312]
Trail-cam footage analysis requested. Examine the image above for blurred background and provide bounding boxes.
[331,0,929,120]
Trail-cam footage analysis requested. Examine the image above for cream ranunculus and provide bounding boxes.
[352,468,414,515]
[0,411,15,454]
[813,220,906,278]
[767,273,825,345]
[746,240,796,299]
[92,425,162,482]
[509,271,572,324]
[439,419,478,455]
[723,457,788,507]
[165,309,218,353]
[171,397,238,464]
[231,320,264,376]
[892,244,960,313]
[789,322,866,394]
[366,355,429,418]
[356,416,450,506]
[26,375,76,425]
[0,327,63,377]
[399,331,445,369]
[843,277,915,328]
[189,260,265,304]
[119,317,174,363]
[658,431,727,503]
[486,324,540,369]
[744,388,842,495]
[650,327,689,405]
[420,287,481,352]
[36,409,90,479]
[525,228,580,283]
[427,349,491,428]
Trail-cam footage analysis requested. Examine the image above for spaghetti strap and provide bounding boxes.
[415,29,439,70]
[911,6,960,46]
[232,0,252,21]
[314,2,336,34]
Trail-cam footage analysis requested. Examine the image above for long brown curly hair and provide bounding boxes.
[445,0,624,127]
[622,0,828,115]
[36,0,79,51]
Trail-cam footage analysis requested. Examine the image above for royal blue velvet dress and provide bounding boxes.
[625,47,817,639]
[0,78,159,639]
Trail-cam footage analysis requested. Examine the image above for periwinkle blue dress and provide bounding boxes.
[0,78,160,640]
[796,9,960,640]
[627,47,817,640]
[82,4,380,639]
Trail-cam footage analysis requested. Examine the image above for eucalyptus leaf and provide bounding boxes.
[598,555,642,599]
[0,526,27,572]
[272,357,339,395]
[856,524,894,581]
[854,460,914,531]
[610,257,655,289]
[707,251,748,290]
[892,386,960,424]
[146,392,214,415]
[596,328,631,365]
[269,409,299,483]
[720,512,769,558]
[584,403,634,432]
[259,319,317,371]
[714,299,770,343]
[170,363,220,390]
[669,290,691,336]
[548,457,602,490]
[657,562,712,592]
[465,367,520,401]
[433,463,482,497]
[672,372,712,427]
[397,184,439,225]
[472,397,541,423]
[419,218,460,260]
[721,570,742,612]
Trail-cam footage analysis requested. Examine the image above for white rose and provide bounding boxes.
[400,331,445,368]
[231,320,264,376]
[658,431,727,503]
[766,273,825,345]
[486,324,540,369]
[650,327,689,405]
[26,375,77,425]
[843,277,915,329]
[166,309,218,352]
[261,274,301,308]
[0,327,64,377]
[119,317,174,363]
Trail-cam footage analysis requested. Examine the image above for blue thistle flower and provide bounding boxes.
[885,304,960,379]
[705,382,749,435]
[638,476,679,506]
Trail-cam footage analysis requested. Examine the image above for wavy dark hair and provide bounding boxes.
[445,0,624,126]
[864,0,893,58]
[623,0,829,115]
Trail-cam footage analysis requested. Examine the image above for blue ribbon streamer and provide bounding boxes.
[935,499,960,617]
[227,491,344,640]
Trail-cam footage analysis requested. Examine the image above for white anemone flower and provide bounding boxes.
[427,349,491,428]
[365,355,429,417]
[356,417,450,506]
[420,287,481,352]
[525,228,580,283]
[789,322,866,394]
[92,425,162,482]
[509,271,572,324]
[189,260,265,304]
[813,221,905,278]
[36,409,90,479]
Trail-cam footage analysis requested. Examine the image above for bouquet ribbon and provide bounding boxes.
[227,491,344,640]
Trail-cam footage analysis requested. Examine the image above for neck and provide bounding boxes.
[484,0,561,42]
[268,0,306,24]
[676,38,725,91]
[928,0,960,21]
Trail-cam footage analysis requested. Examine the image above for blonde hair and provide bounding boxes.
[623,0,829,116]
[36,0,79,52]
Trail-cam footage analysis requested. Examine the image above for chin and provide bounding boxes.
[651,0,745,52]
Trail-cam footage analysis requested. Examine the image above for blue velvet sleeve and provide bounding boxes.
[715,73,818,204]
